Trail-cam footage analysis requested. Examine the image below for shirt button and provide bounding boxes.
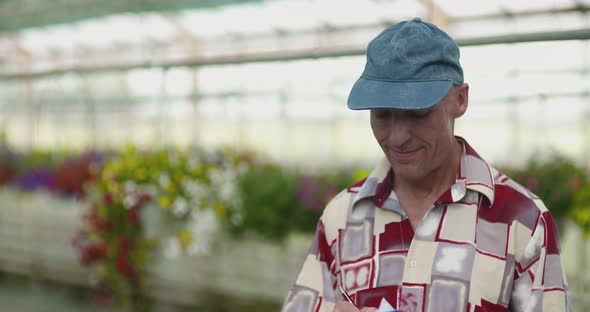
[409,259,417,268]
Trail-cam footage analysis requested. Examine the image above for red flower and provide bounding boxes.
[131,193,152,209]
[0,162,15,186]
[103,193,113,205]
[115,252,136,281]
[114,235,137,282]
[118,235,130,252]
[51,155,99,198]
[80,243,109,266]
[127,207,139,225]
[137,193,151,205]
[127,191,151,224]
[86,209,111,232]
[71,232,84,248]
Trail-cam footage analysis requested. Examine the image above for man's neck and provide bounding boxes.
[394,140,462,202]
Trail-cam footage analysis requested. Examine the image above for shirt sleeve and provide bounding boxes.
[281,218,338,312]
[510,211,572,311]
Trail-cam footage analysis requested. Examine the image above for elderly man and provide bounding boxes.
[281,18,571,312]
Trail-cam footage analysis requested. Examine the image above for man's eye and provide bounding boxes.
[375,111,391,119]
[409,110,430,119]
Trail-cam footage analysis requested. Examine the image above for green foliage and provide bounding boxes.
[227,164,301,240]
[501,154,587,221]
[224,163,366,241]
[572,184,590,238]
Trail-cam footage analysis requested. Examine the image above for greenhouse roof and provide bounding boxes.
[0,0,589,79]
[0,0,266,31]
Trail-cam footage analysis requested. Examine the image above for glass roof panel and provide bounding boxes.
[3,0,590,78]
[433,0,502,18]
[9,0,590,58]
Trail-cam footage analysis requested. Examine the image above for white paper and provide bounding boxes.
[376,298,397,312]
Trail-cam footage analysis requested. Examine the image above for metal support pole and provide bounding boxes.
[25,74,35,151]
[2,28,590,81]
[156,68,169,146]
[79,74,97,148]
[190,68,200,146]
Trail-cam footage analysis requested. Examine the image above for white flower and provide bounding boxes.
[123,193,138,209]
[159,173,170,188]
[184,209,220,256]
[208,168,239,202]
[172,197,189,217]
[208,169,223,186]
[183,180,207,203]
[124,180,137,192]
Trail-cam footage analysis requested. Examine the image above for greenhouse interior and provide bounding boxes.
[1,0,590,311]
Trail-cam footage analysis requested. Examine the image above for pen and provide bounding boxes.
[338,285,359,309]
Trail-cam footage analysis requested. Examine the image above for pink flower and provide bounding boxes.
[569,177,582,191]
[526,177,539,191]
[295,176,339,212]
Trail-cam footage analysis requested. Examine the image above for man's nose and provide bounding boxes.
[387,116,412,147]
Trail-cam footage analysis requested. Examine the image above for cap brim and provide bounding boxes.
[347,77,453,110]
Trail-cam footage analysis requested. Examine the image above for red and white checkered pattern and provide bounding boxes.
[282,138,571,312]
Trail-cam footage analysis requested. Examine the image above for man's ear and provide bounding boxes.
[454,83,469,118]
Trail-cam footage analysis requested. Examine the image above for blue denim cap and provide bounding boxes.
[347,18,463,110]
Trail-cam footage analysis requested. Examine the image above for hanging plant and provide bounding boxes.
[72,145,242,311]
[501,154,588,223]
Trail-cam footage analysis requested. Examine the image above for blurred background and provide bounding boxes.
[0,0,590,311]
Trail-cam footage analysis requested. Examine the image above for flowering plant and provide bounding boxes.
[0,143,101,196]
[72,145,242,310]
[51,151,103,197]
[501,154,587,222]
[224,156,366,240]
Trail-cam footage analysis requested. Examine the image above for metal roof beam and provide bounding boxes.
[0,0,268,32]
[1,28,590,80]
[455,5,590,22]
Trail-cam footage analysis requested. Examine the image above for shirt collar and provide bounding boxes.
[457,136,495,206]
[352,137,495,209]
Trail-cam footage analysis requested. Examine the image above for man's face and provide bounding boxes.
[370,84,469,183]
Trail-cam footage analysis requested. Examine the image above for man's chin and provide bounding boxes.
[390,162,423,181]
[396,169,423,182]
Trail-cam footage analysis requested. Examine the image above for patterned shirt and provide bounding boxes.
[282,138,571,312]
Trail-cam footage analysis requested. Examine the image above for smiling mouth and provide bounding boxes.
[393,147,420,154]
[392,147,421,159]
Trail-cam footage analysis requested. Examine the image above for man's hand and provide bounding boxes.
[332,300,378,312]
